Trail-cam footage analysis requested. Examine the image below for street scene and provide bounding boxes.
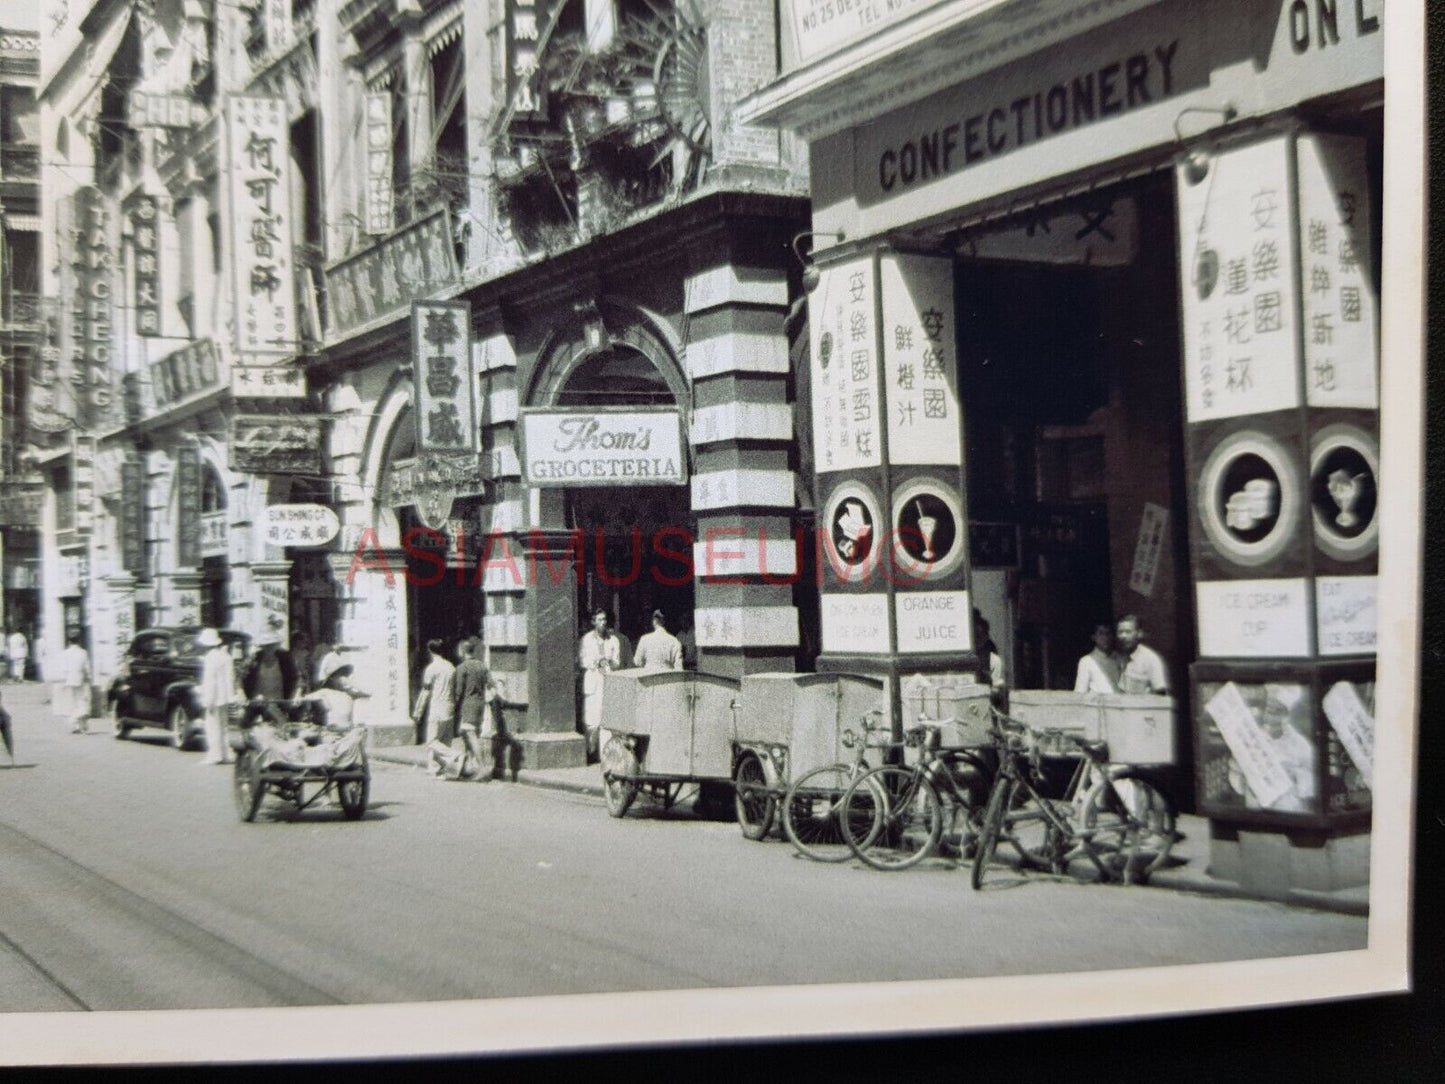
[0,0,1406,1054]
[0,682,1365,1013]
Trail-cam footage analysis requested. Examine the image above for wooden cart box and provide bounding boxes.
[1008,690,1105,740]
[603,670,739,778]
[1100,695,1177,765]
[901,674,992,747]
[737,672,886,781]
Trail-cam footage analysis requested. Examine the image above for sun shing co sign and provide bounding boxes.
[520,409,687,487]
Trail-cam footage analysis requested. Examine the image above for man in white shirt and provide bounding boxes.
[1116,614,1169,695]
[54,633,91,734]
[7,628,28,682]
[197,628,236,764]
[633,610,683,672]
[578,609,621,760]
[414,638,456,755]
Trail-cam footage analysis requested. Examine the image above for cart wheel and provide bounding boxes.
[233,752,264,822]
[601,737,639,818]
[733,754,775,841]
[337,776,369,820]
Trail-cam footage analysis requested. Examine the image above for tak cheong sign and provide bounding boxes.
[412,301,476,455]
[71,186,117,425]
[520,410,686,486]
[225,96,298,356]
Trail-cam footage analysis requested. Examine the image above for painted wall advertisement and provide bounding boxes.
[412,301,476,455]
[1195,577,1311,658]
[1177,138,1299,423]
[821,592,891,655]
[880,252,960,466]
[809,256,881,474]
[520,410,686,486]
[324,211,459,338]
[225,96,297,356]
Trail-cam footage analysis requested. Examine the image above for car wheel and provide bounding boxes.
[169,703,192,751]
[111,699,131,740]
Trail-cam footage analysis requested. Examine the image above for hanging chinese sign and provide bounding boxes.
[128,90,205,129]
[231,416,324,475]
[1177,139,1299,422]
[150,339,222,410]
[808,256,881,473]
[126,192,161,336]
[225,96,297,357]
[72,186,117,426]
[412,300,476,455]
[120,458,146,575]
[231,365,305,399]
[504,0,552,124]
[175,443,202,568]
[363,92,394,236]
[324,210,459,338]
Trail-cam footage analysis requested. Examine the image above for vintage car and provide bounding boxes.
[108,627,251,750]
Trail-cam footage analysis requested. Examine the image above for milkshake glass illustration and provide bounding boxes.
[915,499,938,561]
[1326,468,1367,528]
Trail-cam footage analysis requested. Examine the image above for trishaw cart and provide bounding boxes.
[229,701,370,823]
[731,672,887,840]
[599,670,741,818]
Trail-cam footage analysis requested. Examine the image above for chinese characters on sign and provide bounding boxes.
[881,252,960,465]
[225,96,297,356]
[1296,133,1379,409]
[127,193,161,336]
[231,365,305,399]
[363,92,394,235]
[1177,138,1299,421]
[120,459,145,575]
[412,301,476,455]
[505,0,553,122]
[150,339,221,410]
[127,91,202,129]
[200,511,227,559]
[72,187,117,425]
[324,211,459,338]
[809,257,881,473]
[262,504,341,548]
[230,416,324,475]
[72,436,95,537]
[1129,503,1170,597]
[175,444,201,568]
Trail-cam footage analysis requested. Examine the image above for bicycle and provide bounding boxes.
[970,709,1175,889]
[781,710,901,862]
[838,721,993,871]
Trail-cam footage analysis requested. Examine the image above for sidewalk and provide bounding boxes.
[370,741,1369,915]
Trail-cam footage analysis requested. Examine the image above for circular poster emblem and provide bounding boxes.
[821,481,881,570]
[891,478,966,582]
[1310,424,1379,561]
[1198,430,1301,567]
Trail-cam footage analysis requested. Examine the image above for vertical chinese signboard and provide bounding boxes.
[505,0,552,123]
[412,301,476,455]
[126,192,161,337]
[1178,132,1378,826]
[176,444,202,569]
[363,92,394,236]
[225,96,297,358]
[72,186,117,426]
[121,458,146,575]
[72,435,95,536]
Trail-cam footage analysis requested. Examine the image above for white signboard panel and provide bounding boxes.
[1316,574,1377,656]
[787,0,948,65]
[1178,138,1300,422]
[1128,502,1169,597]
[225,97,298,356]
[363,92,395,236]
[1322,680,1375,788]
[521,410,686,486]
[1204,681,1295,810]
[1297,133,1379,409]
[200,512,227,558]
[232,366,306,399]
[820,593,891,654]
[263,504,341,547]
[809,257,882,473]
[895,590,971,654]
[1195,577,1311,658]
[881,253,961,466]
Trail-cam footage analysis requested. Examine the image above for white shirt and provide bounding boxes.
[1119,643,1169,695]
[8,633,27,660]
[420,656,456,724]
[198,646,236,710]
[1074,652,1120,694]
[634,629,683,671]
[579,630,622,696]
[57,643,90,687]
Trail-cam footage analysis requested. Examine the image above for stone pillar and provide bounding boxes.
[1175,129,1378,894]
[167,570,204,627]
[685,253,801,679]
[401,17,432,189]
[94,573,137,687]
[513,528,588,768]
[251,560,293,643]
[328,550,413,746]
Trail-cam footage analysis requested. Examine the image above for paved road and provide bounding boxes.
[0,683,1366,1012]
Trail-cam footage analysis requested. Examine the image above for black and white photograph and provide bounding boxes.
[0,0,1423,1065]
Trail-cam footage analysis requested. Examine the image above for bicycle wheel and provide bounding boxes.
[842,766,942,871]
[782,764,872,862]
[1079,775,1175,884]
[1003,787,1069,874]
[971,776,1013,890]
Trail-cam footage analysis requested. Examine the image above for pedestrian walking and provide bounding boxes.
[451,638,496,780]
[633,610,683,671]
[53,633,92,735]
[7,627,28,683]
[196,628,235,765]
[0,689,14,765]
[578,609,621,760]
[413,638,456,754]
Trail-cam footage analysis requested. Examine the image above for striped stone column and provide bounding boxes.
[685,259,800,679]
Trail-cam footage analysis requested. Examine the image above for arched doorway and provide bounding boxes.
[198,463,229,628]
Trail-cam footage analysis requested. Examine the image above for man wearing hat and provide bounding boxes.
[197,628,236,765]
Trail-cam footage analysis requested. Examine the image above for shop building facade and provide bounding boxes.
[740,0,1383,891]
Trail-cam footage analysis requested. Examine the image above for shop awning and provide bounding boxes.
[738,0,1164,141]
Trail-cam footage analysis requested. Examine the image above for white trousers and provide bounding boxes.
[202,707,232,763]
